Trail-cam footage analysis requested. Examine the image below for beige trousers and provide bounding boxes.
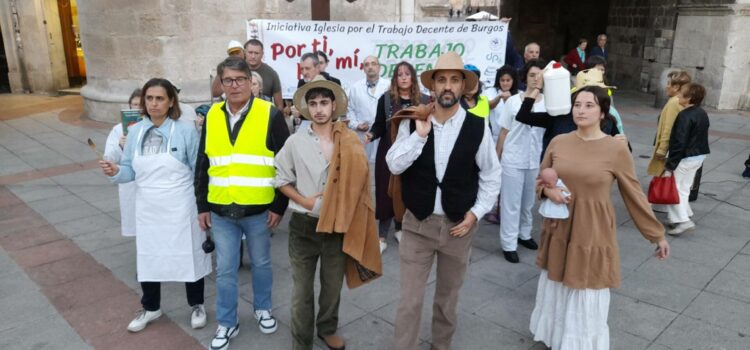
[394,210,476,350]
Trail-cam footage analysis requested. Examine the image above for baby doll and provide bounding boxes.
[538,168,571,219]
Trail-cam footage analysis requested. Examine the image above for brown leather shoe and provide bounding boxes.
[317,334,345,350]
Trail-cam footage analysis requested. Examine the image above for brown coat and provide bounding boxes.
[316,121,382,289]
[647,96,685,176]
[386,103,434,222]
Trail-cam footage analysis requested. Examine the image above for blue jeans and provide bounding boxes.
[212,211,273,327]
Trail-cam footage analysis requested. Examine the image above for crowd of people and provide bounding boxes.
[97,23,721,349]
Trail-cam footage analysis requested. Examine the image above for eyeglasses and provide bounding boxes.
[221,76,250,87]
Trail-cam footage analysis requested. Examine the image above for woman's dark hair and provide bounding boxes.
[681,83,706,106]
[388,61,421,107]
[571,85,616,131]
[140,78,181,120]
[493,65,519,95]
[521,58,547,84]
[578,38,588,46]
[316,50,329,63]
[128,88,142,107]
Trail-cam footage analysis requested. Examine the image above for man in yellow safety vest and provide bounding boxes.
[195,56,290,350]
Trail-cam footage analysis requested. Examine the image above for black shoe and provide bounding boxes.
[503,251,519,263]
[518,238,538,250]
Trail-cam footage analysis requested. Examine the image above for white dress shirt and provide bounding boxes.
[346,78,390,161]
[385,107,502,219]
[498,93,546,169]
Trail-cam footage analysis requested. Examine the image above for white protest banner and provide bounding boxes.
[247,19,507,98]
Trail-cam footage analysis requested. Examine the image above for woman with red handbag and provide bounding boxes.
[664,83,711,235]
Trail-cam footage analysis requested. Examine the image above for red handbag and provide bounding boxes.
[648,175,679,204]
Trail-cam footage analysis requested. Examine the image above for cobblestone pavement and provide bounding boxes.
[1,92,749,349]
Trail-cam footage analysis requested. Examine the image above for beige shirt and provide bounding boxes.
[273,125,329,217]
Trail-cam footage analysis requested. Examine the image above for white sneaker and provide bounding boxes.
[254,309,278,334]
[379,240,387,254]
[127,309,162,332]
[394,230,402,243]
[190,304,206,329]
[667,220,696,235]
[210,324,239,350]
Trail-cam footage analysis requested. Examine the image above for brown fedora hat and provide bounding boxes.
[420,52,478,92]
[293,75,348,120]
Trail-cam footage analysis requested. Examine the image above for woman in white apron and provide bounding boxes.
[100,78,212,333]
[103,88,142,237]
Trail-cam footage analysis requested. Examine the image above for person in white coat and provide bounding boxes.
[103,88,142,237]
[99,78,212,333]
[346,55,390,162]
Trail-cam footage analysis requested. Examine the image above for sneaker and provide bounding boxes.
[502,251,519,264]
[518,238,538,250]
[667,220,696,235]
[190,304,206,329]
[211,324,239,350]
[379,240,388,254]
[394,230,403,243]
[254,309,278,334]
[127,309,162,332]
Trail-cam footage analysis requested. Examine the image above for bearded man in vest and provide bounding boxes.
[195,56,290,350]
[386,52,502,350]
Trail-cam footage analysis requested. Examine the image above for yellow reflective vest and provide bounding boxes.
[468,95,490,118]
[205,100,276,205]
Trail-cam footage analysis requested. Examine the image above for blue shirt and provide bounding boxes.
[109,117,199,184]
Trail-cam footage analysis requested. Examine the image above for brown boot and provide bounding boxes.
[317,333,345,350]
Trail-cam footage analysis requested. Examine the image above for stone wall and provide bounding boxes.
[606,0,676,96]
[670,1,750,109]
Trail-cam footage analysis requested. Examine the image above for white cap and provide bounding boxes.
[227,40,243,54]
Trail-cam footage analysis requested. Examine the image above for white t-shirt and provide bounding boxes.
[498,93,546,169]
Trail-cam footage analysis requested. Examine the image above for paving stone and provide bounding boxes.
[0,224,62,251]
[654,315,750,350]
[9,238,82,268]
[0,289,57,331]
[450,311,533,350]
[54,213,120,237]
[26,253,107,287]
[706,270,750,304]
[665,237,739,268]
[615,273,702,313]
[89,240,137,271]
[70,227,131,253]
[608,293,678,341]
[0,268,37,296]
[683,291,750,336]
[337,314,396,350]
[468,253,540,289]
[724,253,750,278]
[676,225,750,251]
[634,255,719,290]
[610,329,651,350]
[341,275,401,313]
[474,286,536,337]
[0,315,91,350]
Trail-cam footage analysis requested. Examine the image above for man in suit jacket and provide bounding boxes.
[589,34,608,61]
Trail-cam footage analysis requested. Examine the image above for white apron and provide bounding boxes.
[132,122,211,282]
[118,182,136,237]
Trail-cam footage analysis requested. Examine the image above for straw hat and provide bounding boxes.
[227,40,243,55]
[571,69,616,92]
[293,75,348,120]
[420,52,478,92]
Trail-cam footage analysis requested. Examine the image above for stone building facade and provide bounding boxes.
[1,0,748,123]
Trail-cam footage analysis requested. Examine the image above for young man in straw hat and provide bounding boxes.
[273,75,355,350]
[386,52,502,349]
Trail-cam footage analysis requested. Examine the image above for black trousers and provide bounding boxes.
[140,278,205,311]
